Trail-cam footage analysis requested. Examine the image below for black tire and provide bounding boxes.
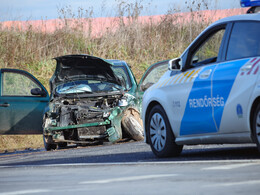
[253,104,260,153]
[58,142,68,149]
[147,104,183,158]
[43,134,57,151]
[122,115,144,141]
[42,115,57,151]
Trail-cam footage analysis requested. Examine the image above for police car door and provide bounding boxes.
[213,21,260,134]
[180,24,228,136]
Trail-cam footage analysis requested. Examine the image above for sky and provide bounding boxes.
[0,0,241,21]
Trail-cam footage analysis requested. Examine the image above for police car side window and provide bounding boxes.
[191,29,225,67]
[226,22,260,61]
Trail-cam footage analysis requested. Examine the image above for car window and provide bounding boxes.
[2,72,40,96]
[191,29,225,67]
[111,66,132,90]
[226,22,260,61]
[140,62,168,92]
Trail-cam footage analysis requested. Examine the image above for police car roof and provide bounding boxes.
[211,13,260,26]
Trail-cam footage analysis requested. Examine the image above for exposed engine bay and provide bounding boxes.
[55,95,120,126]
[43,55,144,150]
[44,94,124,142]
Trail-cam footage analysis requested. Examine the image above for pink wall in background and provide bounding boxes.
[1,8,246,37]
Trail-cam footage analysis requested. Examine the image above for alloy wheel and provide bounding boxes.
[149,113,167,152]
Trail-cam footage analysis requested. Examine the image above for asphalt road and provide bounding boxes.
[0,142,260,195]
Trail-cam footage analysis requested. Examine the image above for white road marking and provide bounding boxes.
[0,189,52,195]
[204,180,260,187]
[80,174,178,184]
[201,163,257,170]
[1,159,260,168]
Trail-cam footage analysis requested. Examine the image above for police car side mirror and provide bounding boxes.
[168,58,182,71]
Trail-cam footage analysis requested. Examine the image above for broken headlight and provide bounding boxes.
[103,111,110,118]
[118,98,128,107]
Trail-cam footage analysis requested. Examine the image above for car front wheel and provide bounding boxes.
[43,116,57,151]
[147,104,183,158]
[43,134,57,151]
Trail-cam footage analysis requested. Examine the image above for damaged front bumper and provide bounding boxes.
[43,106,125,144]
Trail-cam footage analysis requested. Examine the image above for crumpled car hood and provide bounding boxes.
[52,55,122,87]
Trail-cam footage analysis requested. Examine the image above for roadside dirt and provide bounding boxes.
[0,135,43,153]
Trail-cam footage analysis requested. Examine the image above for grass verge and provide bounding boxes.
[0,135,43,152]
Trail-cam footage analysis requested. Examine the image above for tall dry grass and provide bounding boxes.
[0,0,216,86]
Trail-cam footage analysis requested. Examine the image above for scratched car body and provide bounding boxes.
[142,13,260,157]
[42,55,168,150]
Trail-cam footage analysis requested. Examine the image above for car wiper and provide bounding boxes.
[105,83,124,92]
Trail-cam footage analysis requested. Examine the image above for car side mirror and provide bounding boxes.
[168,58,182,71]
[31,88,47,97]
[140,82,154,92]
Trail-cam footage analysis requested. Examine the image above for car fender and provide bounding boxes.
[142,85,180,142]
[248,65,260,135]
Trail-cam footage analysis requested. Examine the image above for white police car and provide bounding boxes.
[142,13,260,157]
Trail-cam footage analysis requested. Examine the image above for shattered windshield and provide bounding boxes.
[56,80,123,94]
[111,66,131,90]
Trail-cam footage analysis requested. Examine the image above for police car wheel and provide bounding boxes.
[253,104,260,152]
[147,104,183,158]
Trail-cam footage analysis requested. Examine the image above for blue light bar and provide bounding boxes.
[241,0,260,7]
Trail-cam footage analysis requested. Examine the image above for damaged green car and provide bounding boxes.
[43,55,145,150]
[0,54,168,151]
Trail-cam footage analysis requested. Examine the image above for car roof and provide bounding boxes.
[107,59,128,66]
[180,13,260,58]
[211,13,260,26]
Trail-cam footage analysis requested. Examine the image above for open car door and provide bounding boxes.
[0,69,49,134]
[136,60,169,109]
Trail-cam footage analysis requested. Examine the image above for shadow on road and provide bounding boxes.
[1,143,260,166]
